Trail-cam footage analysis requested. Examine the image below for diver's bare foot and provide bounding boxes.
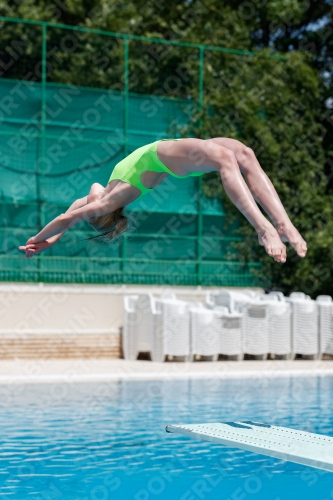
[276,222,307,258]
[258,226,287,263]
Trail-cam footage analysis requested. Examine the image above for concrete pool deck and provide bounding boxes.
[1,358,333,384]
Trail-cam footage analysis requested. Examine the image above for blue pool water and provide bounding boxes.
[1,376,333,500]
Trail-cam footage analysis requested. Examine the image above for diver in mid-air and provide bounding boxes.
[19,137,307,263]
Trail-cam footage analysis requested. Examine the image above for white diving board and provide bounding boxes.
[166,421,333,472]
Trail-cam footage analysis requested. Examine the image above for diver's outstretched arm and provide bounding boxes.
[19,196,89,258]
[19,181,138,257]
[24,196,114,244]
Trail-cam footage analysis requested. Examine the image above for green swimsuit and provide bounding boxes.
[108,139,205,197]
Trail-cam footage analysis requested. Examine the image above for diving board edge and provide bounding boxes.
[166,424,333,473]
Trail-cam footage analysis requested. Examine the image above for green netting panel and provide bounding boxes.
[200,262,267,287]
[0,80,42,119]
[133,213,198,236]
[126,236,197,261]
[0,204,40,228]
[40,256,122,274]
[200,195,227,215]
[200,238,239,261]
[203,216,223,238]
[126,259,197,276]
[203,214,241,240]
[46,85,124,128]
[41,137,119,205]
[1,229,32,254]
[0,254,267,286]
[48,235,121,259]
[0,143,39,204]
[0,256,124,284]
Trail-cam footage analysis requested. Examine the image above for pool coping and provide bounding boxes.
[1,359,333,384]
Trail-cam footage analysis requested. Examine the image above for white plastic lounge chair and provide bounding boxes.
[260,294,279,302]
[160,292,177,300]
[288,295,319,358]
[123,295,139,360]
[267,300,292,357]
[289,291,311,300]
[241,290,257,299]
[242,301,269,359]
[123,293,161,360]
[135,294,156,354]
[217,309,243,360]
[259,294,291,357]
[267,291,285,301]
[316,295,333,357]
[206,290,253,313]
[190,307,220,361]
[151,298,190,362]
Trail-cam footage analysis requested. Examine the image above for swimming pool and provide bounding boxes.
[0,376,332,500]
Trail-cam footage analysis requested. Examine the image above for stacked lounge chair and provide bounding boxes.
[123,289,333,362]
[123,295,139,360]
[316,295,333,357]
[206,289,254,313]
[206,290,250,359]
[287,292,319,359]
[260,293,292,359]
[135,294,155,355]
[217,308,243,360]
[190,306,220,361]
[190,305,244,361]
[242,300,269,359]
[152,298,191,362]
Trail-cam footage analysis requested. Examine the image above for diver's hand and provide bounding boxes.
[19,239,55,258]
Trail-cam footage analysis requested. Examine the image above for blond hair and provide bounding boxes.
[88,208,129,242]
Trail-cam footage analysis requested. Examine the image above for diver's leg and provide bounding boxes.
[157,138,286,263]
[209,137,307,258]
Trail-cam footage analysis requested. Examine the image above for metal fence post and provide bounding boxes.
[37,23,47,281]
[197,177,203,285]
[41,23,47,213]
[122,37,129,280]
[124,37,129,158]
[199,46,204,108]
[122,234,128,282]
[197,47,205,285]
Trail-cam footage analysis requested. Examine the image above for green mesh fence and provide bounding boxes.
[0,17,276,286]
